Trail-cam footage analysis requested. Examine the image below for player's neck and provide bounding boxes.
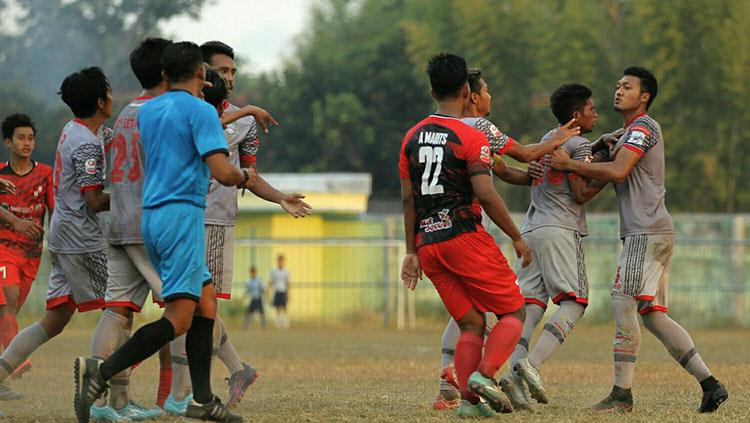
[621,108,647,127]
[142,83,168,98]
[435,101,464,119]
[170,80,201,97]
[77,115,106,135]
[9,156,33,174]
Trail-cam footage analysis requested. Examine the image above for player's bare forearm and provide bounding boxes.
[221,109,249,126]
[83,189,110,212]
[249,174,284,204]
[206,152,245,186]
[569,176,606,205]
[551,147,640,184]
[0,207,17,226]
[505,118,580,162]
[471,174,522,241]
[400,179,418,253]
[493,160,531,186]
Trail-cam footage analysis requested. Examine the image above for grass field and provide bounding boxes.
[0,323,748,422]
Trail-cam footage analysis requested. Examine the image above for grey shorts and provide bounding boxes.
[105,244,163,311]
[514,226,588,309]
[205,224,234,299]
[47,250,107,312]
[613,234,673,314]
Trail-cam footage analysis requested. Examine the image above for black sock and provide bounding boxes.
[699,375,718,392]
[611,385,632,401]
[187,315,215,404]
[100,318,175,381]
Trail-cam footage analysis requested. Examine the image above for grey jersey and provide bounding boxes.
[271,268,290,292]
[521,130,592,236]
[107,97,151,244]
[461,117,516,155]
[204,103,260,226]
[599,114,674,237]
[47,120,107,253]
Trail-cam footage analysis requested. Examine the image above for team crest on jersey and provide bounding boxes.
[33,186,43,197]
[420,209,453,233]
[85,158,97,175]
[480,145,492,164]
[490,124,501,138]
[225,122,238,136]
[627,131,646,146]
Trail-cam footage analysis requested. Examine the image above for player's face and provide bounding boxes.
[99,89,114,119]
[614,75,646,113]
[575,98,597,134]
[5,127,35,159]
[475,79,492,116]
[209,54,236,94]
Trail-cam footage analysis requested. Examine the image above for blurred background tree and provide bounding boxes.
[1,0,747,212]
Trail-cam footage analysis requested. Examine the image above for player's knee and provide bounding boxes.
[457,309,485,335]
[641,311,665,333]
[611,292,636,315]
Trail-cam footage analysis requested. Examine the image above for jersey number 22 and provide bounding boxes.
[419,146,444,195]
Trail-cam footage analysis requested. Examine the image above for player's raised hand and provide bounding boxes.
[0,178,16,194]
[512,238,533,268]
[549,148,573,171]
[12,218,44,241]
[549,118,581,147]
[280,193,312,218]
[241,105,278,134]
[526,160,544,180]
[400,253,422,291]
[601,128,626,146]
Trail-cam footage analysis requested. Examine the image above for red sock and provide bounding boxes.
[1,314,19,349]
[157,367,173,408]
[477,315,523,377]
[455,331,484,402]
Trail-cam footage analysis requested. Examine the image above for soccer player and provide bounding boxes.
[0,113,53,381]
[270,254,291,329]
[499,83,608,410]
[549,66,729,413]
[243,266,266,329]
[74,42,250,423]
[0,68,112,402]
[400,53,531,417]
[86,37,174,422]
[431,69,580,411]
[157,40,308,413]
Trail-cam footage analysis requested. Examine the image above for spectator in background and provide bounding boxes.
[244,266,266,329]
[270,255,290,329]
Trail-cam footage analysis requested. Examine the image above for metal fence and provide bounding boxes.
[17,214,750,329]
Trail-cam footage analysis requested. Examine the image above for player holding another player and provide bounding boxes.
[549,66,729,413]
[432,68,580,411]
[74,42,251,423]
[501,83,606,410]
[86,37,173,422]
[0,68,112,404]
[400,53,531,418]
[0,114,53,382]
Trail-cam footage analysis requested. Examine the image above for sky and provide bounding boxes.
[159,0,312,74]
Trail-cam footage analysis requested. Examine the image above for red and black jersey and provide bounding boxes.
[399,114,493,248]
[0,161,54,257]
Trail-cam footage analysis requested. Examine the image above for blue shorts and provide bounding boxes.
[142,203,212,302]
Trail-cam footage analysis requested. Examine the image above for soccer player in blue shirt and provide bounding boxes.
[74,42,254,423]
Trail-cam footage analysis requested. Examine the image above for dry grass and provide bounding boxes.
[1,323,748,422]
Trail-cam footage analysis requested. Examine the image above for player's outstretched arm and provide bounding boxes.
[503,119,580,163]
[471,173,532,268]
[400,178,421,290]
[550,147,640,184]
[83,189,110,212]
[590,128,625,154]
[243,164,312,218]
[0,207,43,240]
[222,105,278,133]
[492,157,531,186]
[569,176,607,205]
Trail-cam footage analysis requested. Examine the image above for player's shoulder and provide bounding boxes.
[565,134,591,148]
[63,120,98,145]
[34,161,54,174]
[630,114,660,134]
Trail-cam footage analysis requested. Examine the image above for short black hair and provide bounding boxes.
[162,41,204,84]
[130,37,173,89]
[550,83,592,125]
[203,68,228,109]
[624,66,658,109]
[2,113,36,140]
[427,53,468,100]
[58,67,110,118]
[467,68,483,94]
[200,40,235,65]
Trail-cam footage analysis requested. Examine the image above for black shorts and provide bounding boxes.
[273,291,287,308]
[248,298,264,314]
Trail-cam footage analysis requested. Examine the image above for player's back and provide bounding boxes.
[48,120,107,253]
[138,90,226,210]
[108,96,151,244]
[399,115,492,247]
[523,130,591,236]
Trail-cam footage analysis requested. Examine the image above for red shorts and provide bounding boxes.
[0,251,41,309]
[419,230,523,320]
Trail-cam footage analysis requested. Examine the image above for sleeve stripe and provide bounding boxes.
[630,125,652,136]
[240,155,257,163]
[201,148,229,160]
[623,144,645,156]
[80,184,104,193]
[496,138,515,156]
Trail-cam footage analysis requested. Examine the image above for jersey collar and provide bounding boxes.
[623,112,648,128]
